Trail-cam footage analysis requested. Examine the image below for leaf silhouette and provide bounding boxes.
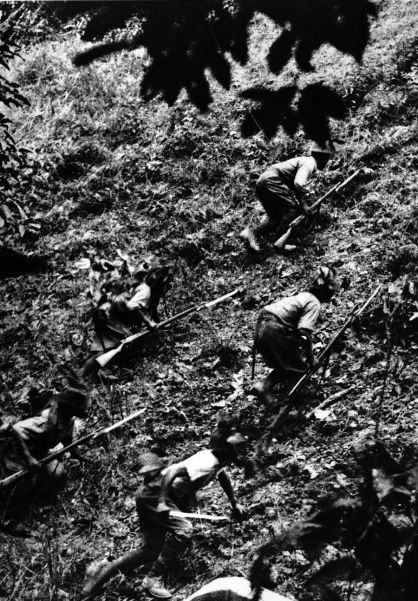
[267,28,296,73]
[240,86,298,138]
[298,83,346,143]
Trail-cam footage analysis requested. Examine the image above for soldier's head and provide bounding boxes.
[210,414,246,463]
[57,373,88,419]
[138,452,165,482]
[309,266,338,303]
[311,140,335,170]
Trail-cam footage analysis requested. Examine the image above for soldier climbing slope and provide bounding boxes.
[0,372,88,535]
[82,258,173,375]
[251,267,337,404]
[239,141,334,253]
[82,416,249,600]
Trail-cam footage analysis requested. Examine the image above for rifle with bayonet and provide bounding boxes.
[263,284,383,447]
[83,289,240,375]
[274,168,363,250]
[0,408,146,490]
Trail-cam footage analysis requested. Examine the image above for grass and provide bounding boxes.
[1,1,418,599]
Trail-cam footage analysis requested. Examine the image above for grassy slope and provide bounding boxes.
[1,0,417,598]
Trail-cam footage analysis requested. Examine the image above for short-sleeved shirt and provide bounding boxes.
[6,407,74,461]
[126,282,152,311]
[169,450,225,498]
[14,407,74,458]
[265,156,317,190]
[136,449,224,509]
[264,292,321,333]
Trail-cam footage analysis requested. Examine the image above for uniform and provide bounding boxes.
[256,156,317,230]
[91,282,152,352]
[255,292,321,376]
[135,450,224,576]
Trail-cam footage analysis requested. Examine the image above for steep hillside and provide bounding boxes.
[1,1,417,599]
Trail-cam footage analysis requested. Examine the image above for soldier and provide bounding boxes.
[82,417,247,599]
[90,265,173,353]
[0,374,88,534]
[82,263,173,375]
[252,267,337,402]
[239,141,334,252]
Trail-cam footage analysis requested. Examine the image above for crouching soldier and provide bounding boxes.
[82,263,173,375]
[0,374,88,534]
[252,267,337,402]
[239,142,334,252]
[82,417,248,599]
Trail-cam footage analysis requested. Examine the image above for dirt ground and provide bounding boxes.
[0,1,417,599]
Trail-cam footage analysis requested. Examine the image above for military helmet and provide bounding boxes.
[138,452,165,474]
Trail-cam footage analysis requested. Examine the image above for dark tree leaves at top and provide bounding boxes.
[49,0,378,142]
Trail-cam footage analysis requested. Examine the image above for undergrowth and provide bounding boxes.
[0,1,417,600]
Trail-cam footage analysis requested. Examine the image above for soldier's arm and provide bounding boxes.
[294,164,315,214]
[133,307,158,330]
[217,471,245,520]
[156,464,188,513]
[299,328,316,369]
[9,426,40,470]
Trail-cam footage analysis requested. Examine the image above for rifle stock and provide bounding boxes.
[90,289,240,370]
[274,169,363,250]
[264,283,383,444]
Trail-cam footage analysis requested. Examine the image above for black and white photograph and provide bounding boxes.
[0,1,417,599]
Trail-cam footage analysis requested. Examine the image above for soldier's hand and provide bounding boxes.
[232,504,246,522]
[155,502,170,516]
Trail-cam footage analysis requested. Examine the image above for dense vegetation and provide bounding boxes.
[0,0,417,599]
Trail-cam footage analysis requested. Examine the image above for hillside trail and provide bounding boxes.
[0,1,417,599]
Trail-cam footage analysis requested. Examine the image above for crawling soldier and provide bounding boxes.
[252,267,337,402]
[90,265,173,353]
[82,262,172,375]
[0,373,88,534]
[82,416,247,599]
[240,142,334,252]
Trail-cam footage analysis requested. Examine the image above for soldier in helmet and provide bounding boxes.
[82,416,248,599]
[239,141,334,252]
[252,267,337,403]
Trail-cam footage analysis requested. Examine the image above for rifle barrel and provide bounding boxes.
[96,289,240,365]
[0,409,146,490]
[266,283,383,440]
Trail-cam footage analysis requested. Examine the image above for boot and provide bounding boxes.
[143,575,172,599]
[239,227,260,252]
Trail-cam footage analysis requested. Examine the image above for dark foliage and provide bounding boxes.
[0,245,48,280]
[0,8,30,205]
[47,0,377,140]
[250,442,418,601]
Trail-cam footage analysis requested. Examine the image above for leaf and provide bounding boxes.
[74,258,91,270]
[0,204,13,221]
[267,28,296,74]
[210,52,231,89]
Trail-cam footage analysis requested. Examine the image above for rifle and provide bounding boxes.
[87,289,240,373]
[170,510,229,522]
[0,408,146,490]
[274,168,363,250]
[264,284,383,446]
